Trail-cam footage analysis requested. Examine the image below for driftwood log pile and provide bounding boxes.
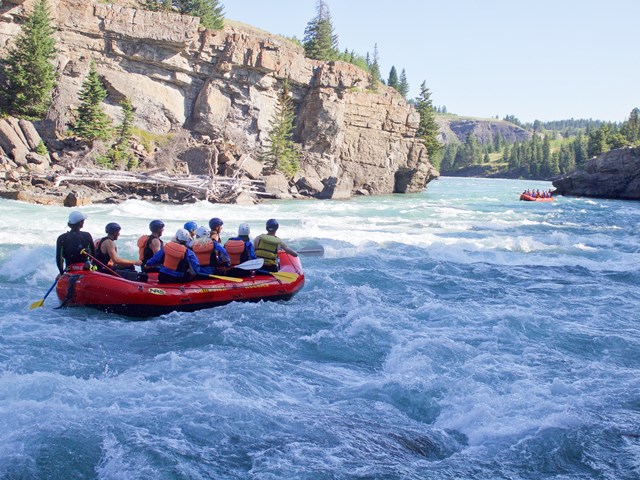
[47,167,267,204]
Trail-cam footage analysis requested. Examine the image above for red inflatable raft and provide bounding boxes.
[520,194,554,202]
[55,251,304,317]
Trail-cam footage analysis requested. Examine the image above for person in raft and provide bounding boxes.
[191,224,231,276]
[183,221,198,243]
[208,217,224,243]
[254,219,298,272]
[145,228,202,284]
[224,223,257,277]
[56,210,95,275]
[94,222,142,273]
[138,219,165,272]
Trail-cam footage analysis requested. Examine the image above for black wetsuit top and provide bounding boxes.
[55,230,95,274]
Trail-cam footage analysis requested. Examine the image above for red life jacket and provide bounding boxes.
[163,242,187,270]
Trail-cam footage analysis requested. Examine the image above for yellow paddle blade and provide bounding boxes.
[209,275,243,283]
[270,271,299,282]
[29,299,45,309]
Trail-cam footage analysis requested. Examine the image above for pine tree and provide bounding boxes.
[368,43,381,88]
[303,0,338,61]
[415,81,441,157]
[621,107,640,145]
[1,0,57,119]
[71,62,112,141]
[100,98,136,169]
[387,66,399,91]
[177,0,225,30]
[398,69,409,99]
[261,81,299,178]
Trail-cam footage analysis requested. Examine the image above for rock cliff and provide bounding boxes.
[0,0,437,202]
[552,147,640,200]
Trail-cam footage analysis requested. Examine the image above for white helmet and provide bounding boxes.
[195,226,210,238]
[175,228,191,243]
[238,223,250,236]
[68,210,87,225]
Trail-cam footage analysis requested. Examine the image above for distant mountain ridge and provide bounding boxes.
[436,115,532,146]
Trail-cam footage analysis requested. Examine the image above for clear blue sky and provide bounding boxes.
[224,0,639,123]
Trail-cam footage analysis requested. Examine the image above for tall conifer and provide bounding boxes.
[303,0,338,61]
[415,81,441,157]
[398,69,409,99]
[177,0,225,30]
[261,81,299,178]
[1,0,57,119]
[387,66,399,91]
[71,62,112,141]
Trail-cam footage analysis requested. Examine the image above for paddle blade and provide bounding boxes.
[270,271,299,282]
[209,275,243,283]
[298,246,324,257]
[29,299,45,309]
[235,258,264,270]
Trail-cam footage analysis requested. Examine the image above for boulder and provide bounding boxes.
[295,175,325,196]
[0,119,29,165]
[64,191,92,207]
[319,176,353,200]
[18,119,42,150]
[237,154,263,179]
[261,173,290,196]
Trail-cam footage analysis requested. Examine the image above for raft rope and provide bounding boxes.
[55,274,81,309]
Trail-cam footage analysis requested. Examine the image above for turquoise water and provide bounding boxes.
[1,177,639,479]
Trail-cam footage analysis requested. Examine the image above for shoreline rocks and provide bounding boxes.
[552,147,640,200]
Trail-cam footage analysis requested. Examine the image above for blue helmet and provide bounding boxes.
[266,218,279,231]
[105,222,121,234]
[149,219,164,232]
[184,221,198,233]
[209,217,224,229]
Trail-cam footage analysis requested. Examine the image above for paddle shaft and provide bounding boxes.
[80,249,124,278]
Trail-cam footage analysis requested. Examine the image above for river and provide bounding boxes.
[1,177,639,479]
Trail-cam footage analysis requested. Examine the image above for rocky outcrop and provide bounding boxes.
[0,0,437,203]
[436,116,531,146]
[552,147,640,200]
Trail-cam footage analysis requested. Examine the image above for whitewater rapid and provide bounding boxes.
[1,177,639,479]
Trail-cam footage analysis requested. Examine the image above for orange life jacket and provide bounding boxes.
[137,234,163,262]
[192,238,214,266]
[163,242,187,271]
[224,239,245,266]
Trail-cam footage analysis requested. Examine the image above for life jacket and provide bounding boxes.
[137,234,163,262]
[94,237,113,267]
[163,242,187,271]
[255,234,279,266]
[192,238,215,266]
[224,238,246,266]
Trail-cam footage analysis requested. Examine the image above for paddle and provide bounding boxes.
[258,270,299,282]
[80,249,124,278]
[209,274,243,283]
[297,245,324,257]
[234,258,264,270]
[29,277,59,309]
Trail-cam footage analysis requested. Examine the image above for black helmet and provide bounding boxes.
[149,219,164,232]
[105,222,121,234]
[266,218,279,231]
[209,217,224,229]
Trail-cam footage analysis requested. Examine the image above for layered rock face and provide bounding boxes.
[0,0,437,199]
[552,147,640,200]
